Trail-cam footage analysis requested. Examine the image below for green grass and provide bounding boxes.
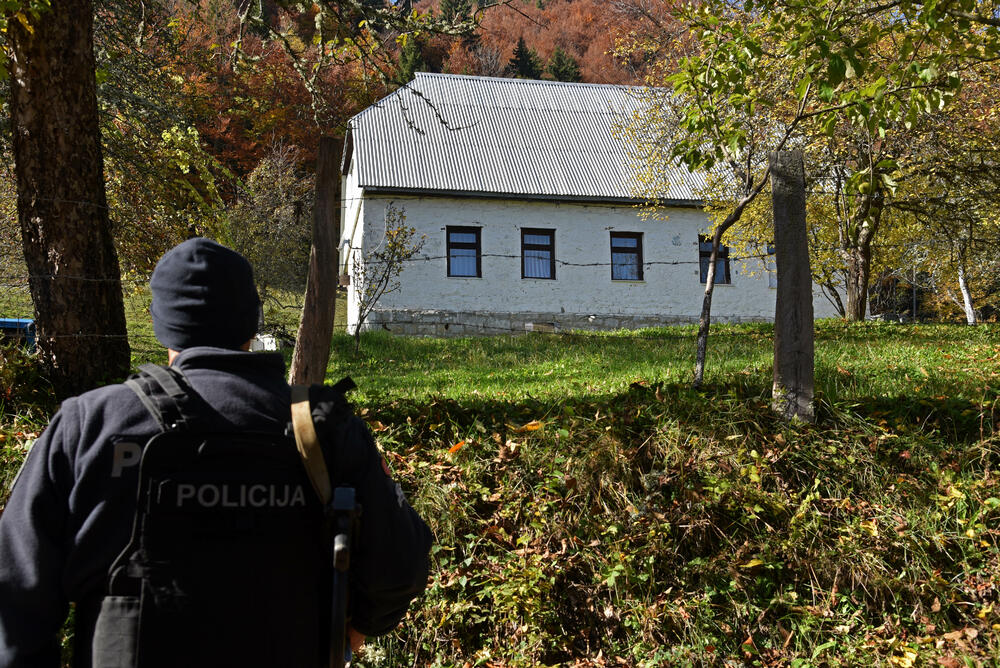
[2,316,999,666]
[329,323,999,667]
[331,320,999,406]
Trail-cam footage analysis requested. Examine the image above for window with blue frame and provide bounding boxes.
[699,235,732,284]
[610,232,643,281]
[447,226,481,277]
[521,229,555,279]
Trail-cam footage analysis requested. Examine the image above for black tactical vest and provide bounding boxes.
[92,364,336,668]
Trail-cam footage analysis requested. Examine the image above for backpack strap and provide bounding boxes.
[124,363,199,431]
[289,377,357,506]
[290,384,332,505]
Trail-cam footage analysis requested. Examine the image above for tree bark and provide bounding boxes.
[693,230,721,388]
[843,244,872,321]
[840,192,883,322]
[289,136,342,385]
[9,0,130,398]
[821,282,846,318]
[691,168,772,388]
[770,151,814,423]
[957,260,977,325]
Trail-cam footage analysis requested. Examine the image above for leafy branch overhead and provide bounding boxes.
[230,0,516,127]
[666,0,995,191]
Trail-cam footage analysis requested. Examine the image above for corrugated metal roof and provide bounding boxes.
[348,73,707,204]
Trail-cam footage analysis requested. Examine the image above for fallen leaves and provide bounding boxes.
[512,420,543,433]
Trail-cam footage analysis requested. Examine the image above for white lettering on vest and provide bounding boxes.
[173,484,308,508]
[197,485,220,507]
[111,442,141,477]
[177,484,197,504]
[249,485,267,507]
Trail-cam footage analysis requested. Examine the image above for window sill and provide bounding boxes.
[448,275,483,279]
[612,280,646,284]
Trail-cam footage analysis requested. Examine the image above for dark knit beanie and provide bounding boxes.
[150,238,260,350]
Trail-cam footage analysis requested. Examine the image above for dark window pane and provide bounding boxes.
[524,250,552,278]
[612,252,639,280]
[523,233,552,246]
[450,249,478,276]
[699,257,730,283]
[611,236,638,249]
[611,233,642,281]
[449,231,478,245]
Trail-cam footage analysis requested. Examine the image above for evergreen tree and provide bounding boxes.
[546,46,581,82]
[439,0,472,22]
[508,36,542,79]
[398,36,427,83]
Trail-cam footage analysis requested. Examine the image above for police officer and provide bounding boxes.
[0,237,433,667]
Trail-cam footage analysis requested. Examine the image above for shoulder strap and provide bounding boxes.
[290,377,357,507]
[291,384,332,506]
[124,363,198,431]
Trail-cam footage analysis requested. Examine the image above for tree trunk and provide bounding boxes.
[957,261,977,325]
[693,230,721,388]
[821,281,845,318]
[289,137,342,385]
[9,0,130,398]
[769,151,814,423]
[842,244,872,321]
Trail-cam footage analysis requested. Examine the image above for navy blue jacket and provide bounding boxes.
[0,348,432,667]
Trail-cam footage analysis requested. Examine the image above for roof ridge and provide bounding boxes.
[412,71,642,92]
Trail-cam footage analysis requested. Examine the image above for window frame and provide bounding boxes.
[520,228,556,280]
[698,235,732,284]
[446,226,482,278]
[610,232,644,281]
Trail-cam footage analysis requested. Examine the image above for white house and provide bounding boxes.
[340,73,837,335]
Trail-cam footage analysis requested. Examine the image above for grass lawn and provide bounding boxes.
[2,314,998,666]
[331,322,999,667]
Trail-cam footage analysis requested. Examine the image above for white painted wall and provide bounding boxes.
[342,153,365,331]
[342,192,841,333]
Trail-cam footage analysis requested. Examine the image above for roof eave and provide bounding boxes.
[362,186,704,209]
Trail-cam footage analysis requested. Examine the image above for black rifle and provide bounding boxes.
[330,487,361,668]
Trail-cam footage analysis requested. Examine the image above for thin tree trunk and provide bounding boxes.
[289,136,342,385]
[691,168,772,388]
[821,281,846,318]
[957,262,977,325]
[9,0,130,398]
[693,230,721,388]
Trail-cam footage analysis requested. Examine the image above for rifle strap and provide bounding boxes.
[290,385,332,506]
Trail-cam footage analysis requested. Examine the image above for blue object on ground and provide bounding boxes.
[0,318,36,352]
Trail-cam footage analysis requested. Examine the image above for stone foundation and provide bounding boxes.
[358,309,772,336]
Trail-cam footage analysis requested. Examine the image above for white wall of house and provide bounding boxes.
[341,189,840,335]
